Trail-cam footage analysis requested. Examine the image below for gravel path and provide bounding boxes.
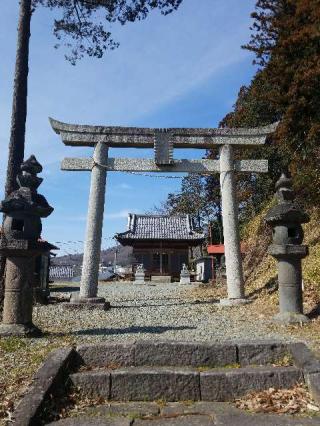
[34,282,297,344]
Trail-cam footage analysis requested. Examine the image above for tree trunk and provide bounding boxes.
[0,0,32,309]
[5,0,32,196]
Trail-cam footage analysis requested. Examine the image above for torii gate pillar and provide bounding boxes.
[219,145,246,305]
[70,142,110,310]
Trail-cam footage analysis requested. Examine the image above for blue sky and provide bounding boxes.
[0,0,257,256]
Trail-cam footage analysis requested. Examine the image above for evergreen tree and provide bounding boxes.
[242,0,320,202]
[34,0,183,64]
[210,0,320,220]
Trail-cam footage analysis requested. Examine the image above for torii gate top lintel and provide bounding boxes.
[49,117,278,149]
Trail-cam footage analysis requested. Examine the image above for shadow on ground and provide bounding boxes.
[246,276,278,300]
[112,299,219,309]
[51,325,196,337]
[50,285,80,293]
[307,304,320,320]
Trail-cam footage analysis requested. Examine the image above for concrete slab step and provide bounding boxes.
[48,418,130,425]
[84,401,161,418]
[47,401,320,425]
[70,365,303,402]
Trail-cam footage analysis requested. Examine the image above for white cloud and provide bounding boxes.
[105,209,140,220]
[117,183,133,190]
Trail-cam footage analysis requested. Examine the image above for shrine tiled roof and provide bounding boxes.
[115,214,205,243]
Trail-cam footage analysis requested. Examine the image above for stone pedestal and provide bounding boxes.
[77,143,109,309]
[0,254,41,336]
[135,264,145,284]
[66,294,110,311]
[0,240,56,336]
[219,145,246,305]
[269,245,309,325]
[180,264,191,285]
[134,271,145,284]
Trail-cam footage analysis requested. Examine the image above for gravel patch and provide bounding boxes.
[33,282,297,344]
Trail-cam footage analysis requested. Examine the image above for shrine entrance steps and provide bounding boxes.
[70,340,303,403]
[12,341,320,425]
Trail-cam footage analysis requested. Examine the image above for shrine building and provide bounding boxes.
[115,214,205,281]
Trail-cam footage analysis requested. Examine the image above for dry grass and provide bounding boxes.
[236,383,319,415]
[0,335,75,425]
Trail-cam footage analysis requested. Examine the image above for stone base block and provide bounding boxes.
[77,342,135,367]
[219,298,251,306]
[110,367,200,401]
[134,341,237,368]
[289,342,320,373]
[180,278,191,285]
[200,366,302,401]
[273,312,310,325]
[70,371,111,398]
[0,322,42,337]
[70,368,200,402]
[63,296,110,311]
[237,340,288,366]
[305,372,320,405]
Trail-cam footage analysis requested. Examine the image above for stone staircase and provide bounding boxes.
[68,341,303,403]
[12,340,320,425]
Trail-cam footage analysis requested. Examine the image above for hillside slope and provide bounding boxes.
[52,245,133,266]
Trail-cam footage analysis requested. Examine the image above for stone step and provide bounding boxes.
[76,340,296,369]
[47,401,320,425]
[70,365,302,402]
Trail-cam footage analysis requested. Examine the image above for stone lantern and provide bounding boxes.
[0,156,54,336]
[265,171,310,324]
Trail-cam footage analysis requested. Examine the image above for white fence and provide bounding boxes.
[49,265,75,280]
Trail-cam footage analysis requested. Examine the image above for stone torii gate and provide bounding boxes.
[50,118,277,309]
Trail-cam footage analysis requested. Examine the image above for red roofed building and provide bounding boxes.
[207,244,246,282]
